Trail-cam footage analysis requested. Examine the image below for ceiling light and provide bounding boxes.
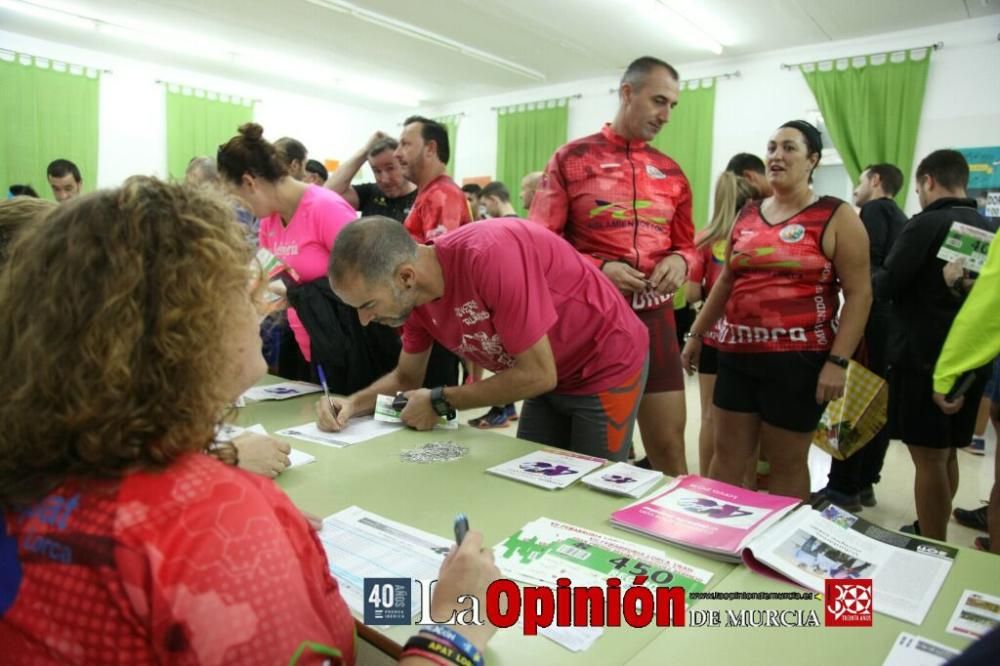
[0,0,96,30]
[97,23,238,59]
[644,0,724,55]
[249,50,423,107]
[2,0,422,106]
[305,0,546,81]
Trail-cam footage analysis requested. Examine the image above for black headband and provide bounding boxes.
[779,120,823,157]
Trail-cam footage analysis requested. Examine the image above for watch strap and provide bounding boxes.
[826,354,850,369]
[430,386,455,419]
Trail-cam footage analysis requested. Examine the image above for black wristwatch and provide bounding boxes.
[430,386,456,419]
[826,354,850,369]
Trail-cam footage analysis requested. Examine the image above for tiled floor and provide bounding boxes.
[458,373,996,549]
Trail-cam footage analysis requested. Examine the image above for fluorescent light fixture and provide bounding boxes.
[249,50,423,107]
[96,22,238,60]
[646,0,724,55]
[305,0,546,81]
[0,0,96,30]
[335,76,421,108]
[2,0,422,106]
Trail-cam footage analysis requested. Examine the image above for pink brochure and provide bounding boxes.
[611,475,800,557]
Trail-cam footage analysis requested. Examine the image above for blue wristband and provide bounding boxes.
[419,625,484,666]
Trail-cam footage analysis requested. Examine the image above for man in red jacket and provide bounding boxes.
[530,56,697,475]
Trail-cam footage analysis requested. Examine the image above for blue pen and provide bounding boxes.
[316,365,335,413]
[454,513,469,546]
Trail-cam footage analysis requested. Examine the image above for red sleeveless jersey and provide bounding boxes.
[716,196,843,353]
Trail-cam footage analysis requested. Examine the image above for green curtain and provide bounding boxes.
[0,54,100,201]
[434,115,460,178]
[651,81,716,230]
[802,50,931,206]
[165,86,254,181]
[496,100,569,217]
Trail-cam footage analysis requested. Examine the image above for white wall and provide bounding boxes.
[6,15,998,211]
[0,29,398,189]
[423,15,1000,216]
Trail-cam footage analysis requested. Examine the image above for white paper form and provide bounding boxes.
[882,633,960,666]
[276,419,404,448]
[318,507,452,619]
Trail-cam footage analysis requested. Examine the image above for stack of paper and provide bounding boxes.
[486,449,606,490]
[241,381,323,402]
[581,462,663,498]
[611,475,801,561]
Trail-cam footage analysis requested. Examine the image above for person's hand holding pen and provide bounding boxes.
[421,517,499,658]
[315,395,355,432]
[314,366,354,432]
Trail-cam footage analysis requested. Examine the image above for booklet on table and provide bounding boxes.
[486,449,606,490]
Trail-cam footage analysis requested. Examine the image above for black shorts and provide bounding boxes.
[714,351,828,433]
[889,365,990,449]
[698,343,719,375]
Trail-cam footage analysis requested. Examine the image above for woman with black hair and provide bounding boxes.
[682,120,872,500]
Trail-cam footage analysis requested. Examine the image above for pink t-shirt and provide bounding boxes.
[259,185,357,361]
[401,218,648,395]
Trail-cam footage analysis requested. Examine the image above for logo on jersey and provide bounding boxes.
[732,247,802,269]
[589,199,667,225]
[711,240,728,263]
[779,224,806,244]
[457,332,515,369]
[454,301,490,325]
[646,164,666,179]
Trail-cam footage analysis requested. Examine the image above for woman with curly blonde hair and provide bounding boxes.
[0,179,498,664]
[0,196,55,260]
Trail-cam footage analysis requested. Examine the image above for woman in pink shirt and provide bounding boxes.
[218,123,356,365]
